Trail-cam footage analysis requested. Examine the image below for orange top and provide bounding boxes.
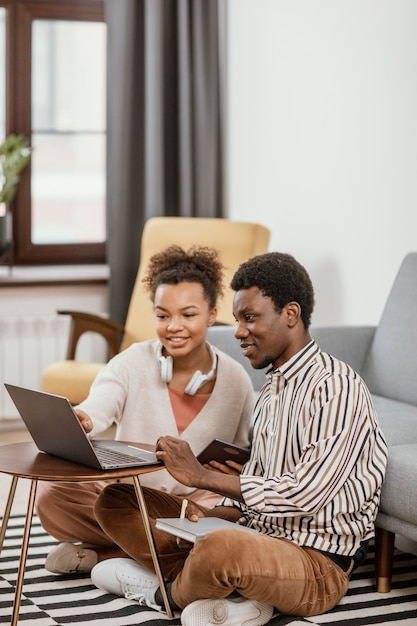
[168,387,211,434]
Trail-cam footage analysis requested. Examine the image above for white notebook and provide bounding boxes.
[155,517,258,543]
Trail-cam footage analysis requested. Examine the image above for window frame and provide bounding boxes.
[3,0,106,265]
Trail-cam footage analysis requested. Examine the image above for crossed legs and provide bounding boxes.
[95,484,351,617]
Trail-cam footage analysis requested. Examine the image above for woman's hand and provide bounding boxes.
[74,408,93,434]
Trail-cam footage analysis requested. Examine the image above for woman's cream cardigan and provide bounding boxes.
[78,340,254,506]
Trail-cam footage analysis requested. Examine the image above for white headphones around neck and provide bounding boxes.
[157,342,217,395]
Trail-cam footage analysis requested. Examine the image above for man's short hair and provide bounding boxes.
[230,252,315,329]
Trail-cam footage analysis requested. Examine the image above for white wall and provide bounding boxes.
[0,284,107,320]
[226,0,417,325]
[0,283,108,421]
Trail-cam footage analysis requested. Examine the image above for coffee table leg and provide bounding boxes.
[132,476,173,618]
[11,478,37,626]
[0,476,18,553]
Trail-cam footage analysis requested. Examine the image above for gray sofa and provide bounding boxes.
[207,252,417,593]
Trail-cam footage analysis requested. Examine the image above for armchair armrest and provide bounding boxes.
[57,310,126,360]
[310,325,376,374]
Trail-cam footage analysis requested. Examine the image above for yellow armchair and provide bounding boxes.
[41,216,270,403]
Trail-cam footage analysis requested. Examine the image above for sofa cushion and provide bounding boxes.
[378,444,417,527]
[310,325,375,374]
[361,253,417,406]
[372,395,417,446]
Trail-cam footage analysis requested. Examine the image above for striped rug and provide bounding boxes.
[1,515,416,625]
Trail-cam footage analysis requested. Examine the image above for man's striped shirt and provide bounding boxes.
[224,341,388,556]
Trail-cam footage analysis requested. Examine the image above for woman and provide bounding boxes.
[36,245,253,574]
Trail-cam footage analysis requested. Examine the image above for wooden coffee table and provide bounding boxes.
[0,441,173,625]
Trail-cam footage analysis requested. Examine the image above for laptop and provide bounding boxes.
[4,383,162,471]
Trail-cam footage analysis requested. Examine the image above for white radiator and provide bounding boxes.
[0,315,107,421]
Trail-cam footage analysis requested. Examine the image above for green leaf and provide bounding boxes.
[0,134,33,205]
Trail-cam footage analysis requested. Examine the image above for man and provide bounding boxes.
[92,252,387,626]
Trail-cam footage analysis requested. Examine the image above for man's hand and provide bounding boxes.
[156,436,244,502]
[202,460,243,476]
[156,436,206,488]
[204,505,244,522]
[181,500,204,523]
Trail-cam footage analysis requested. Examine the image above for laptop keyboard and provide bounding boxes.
[92,443,149,465]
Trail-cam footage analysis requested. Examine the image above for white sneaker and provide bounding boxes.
[180,596,274,626]
[91,558,162,611]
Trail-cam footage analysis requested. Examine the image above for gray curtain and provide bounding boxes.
[105,0,224,324]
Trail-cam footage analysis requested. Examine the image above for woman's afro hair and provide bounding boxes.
[142,245,224,309]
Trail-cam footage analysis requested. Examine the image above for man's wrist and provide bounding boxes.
[194,469,243,502]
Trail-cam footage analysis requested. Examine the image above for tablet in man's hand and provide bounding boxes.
[197,438,250,466]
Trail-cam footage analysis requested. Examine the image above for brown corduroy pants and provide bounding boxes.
[94,484,352,616]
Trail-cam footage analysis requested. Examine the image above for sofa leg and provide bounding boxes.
[375,527,395,592]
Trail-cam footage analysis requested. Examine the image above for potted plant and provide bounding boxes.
[0,134,33,259]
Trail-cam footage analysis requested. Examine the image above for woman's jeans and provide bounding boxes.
[94,484,352,617]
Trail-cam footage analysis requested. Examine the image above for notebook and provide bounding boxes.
[155,517,258,543]
[4,383,162,471]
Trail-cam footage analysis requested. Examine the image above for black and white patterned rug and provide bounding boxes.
[1,515,416,625]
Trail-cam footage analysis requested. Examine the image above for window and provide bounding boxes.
[1,0,106,264]
[0,7,5,140]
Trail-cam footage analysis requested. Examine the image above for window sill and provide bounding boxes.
[0,264,109,287]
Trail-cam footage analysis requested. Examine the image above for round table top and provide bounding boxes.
[0,441,163,481]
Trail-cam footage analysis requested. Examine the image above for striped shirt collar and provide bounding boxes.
[267,339,320,382]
